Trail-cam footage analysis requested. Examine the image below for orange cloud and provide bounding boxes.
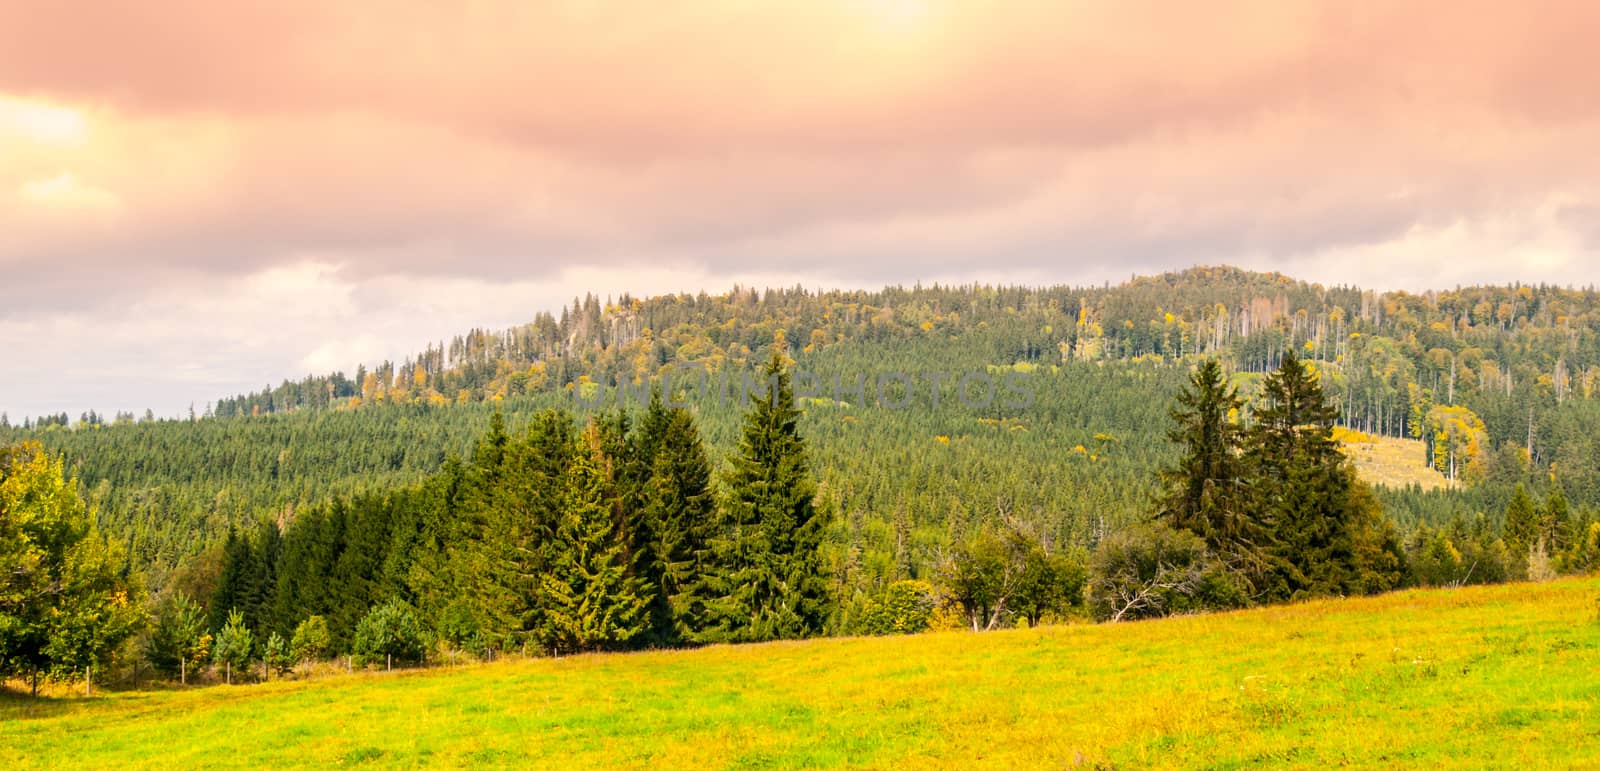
[0,0,1596,297]
[2,1,1599,416]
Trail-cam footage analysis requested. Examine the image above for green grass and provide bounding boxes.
[6,579,1599,769]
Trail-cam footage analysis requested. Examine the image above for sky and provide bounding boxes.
[2,0,1598,419]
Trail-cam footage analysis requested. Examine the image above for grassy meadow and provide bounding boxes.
[4,578,1598,769]
[1337,429,1455,492]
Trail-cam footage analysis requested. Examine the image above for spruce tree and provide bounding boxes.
[1542,487,1573,552]
[212,608,254,684]
[695,348,831,643]
[536,425,648,654]
[640,401,718,644]
[395,459,466,639]
[1243,353,1398,600]
[246,520,280,637]
[619,393,670,644]
[209,528,253,633]
[144,592,194,678]
[1502,484,1540,554]
[1157,359,1267,594]
[269,504,336,641]
[445,410,569,652]
[440,411,522,650]
[502,411,578,646]
[328,496,390,649]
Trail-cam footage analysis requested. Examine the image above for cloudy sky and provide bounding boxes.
[2,1,1597,418]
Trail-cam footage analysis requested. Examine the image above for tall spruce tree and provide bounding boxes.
[327,496,391,648]
[1243,352,1400,600]
[1157,359,1267,595]
[393,458,466,639]
[446,410,571,652]
[619,393,670,643]
[269,503,339,640]
[247,520,281,636]
[638,397,718,644]
[694,348,831,643]
[441,411,521,649]
[536,424,648,653]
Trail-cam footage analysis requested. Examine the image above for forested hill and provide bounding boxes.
[215,265,1600,440]
[4,266,1600,591]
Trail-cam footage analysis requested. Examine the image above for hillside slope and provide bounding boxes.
[6,578,1597,769]
[1338,430,1456,492]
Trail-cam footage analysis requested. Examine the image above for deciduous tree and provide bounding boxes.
[0,442,143,695]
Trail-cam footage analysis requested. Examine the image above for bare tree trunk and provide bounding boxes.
[985,602,1008,631]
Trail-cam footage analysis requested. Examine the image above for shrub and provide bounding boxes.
[939,528,1085,631]
[353,601,428,669]
[290,615,331,664]
[1088,524,1244,622]
[858,580,938,635]
[1013,549,1088,626]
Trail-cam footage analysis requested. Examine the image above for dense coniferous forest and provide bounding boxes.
[200,353,830,659]
[5,267,1600,690]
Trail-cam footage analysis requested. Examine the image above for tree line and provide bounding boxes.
[6,349,1600,694]
[146,352,831,678]
[11,268,1600,594]
[1094,353,1599,622]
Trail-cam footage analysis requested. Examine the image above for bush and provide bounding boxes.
[1405,528,1465,587]
[1013,549,1088,626]
[858,580,938,635]
[353,601,428,669]
[1088,525,1244,622]
[939,528,1086,631]
[290,615,331,664]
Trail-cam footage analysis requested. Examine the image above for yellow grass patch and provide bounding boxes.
[1339,431,1455,492]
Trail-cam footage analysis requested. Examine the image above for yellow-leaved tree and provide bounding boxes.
[1425,405,1489,483]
